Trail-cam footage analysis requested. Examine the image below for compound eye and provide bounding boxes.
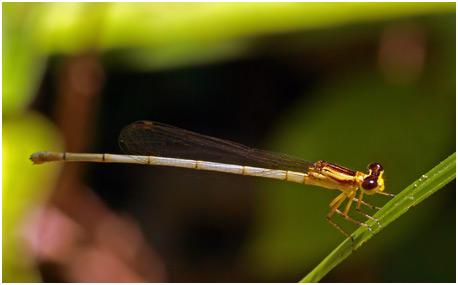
[368,162,383,172]
[362,177,378,190]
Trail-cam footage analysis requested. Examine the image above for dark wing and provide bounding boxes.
[118,121,314,172]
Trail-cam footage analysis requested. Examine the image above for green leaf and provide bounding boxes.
[300,152,456,283]
[3,113,62,282]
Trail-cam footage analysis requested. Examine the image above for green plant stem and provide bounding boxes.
[300,152,456,283]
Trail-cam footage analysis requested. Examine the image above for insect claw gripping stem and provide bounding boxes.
[356,209,382,229]
[335,209,374,235]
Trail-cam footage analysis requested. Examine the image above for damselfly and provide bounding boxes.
[30,120,394,242]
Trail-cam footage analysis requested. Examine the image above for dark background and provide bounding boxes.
[4,3,455,282]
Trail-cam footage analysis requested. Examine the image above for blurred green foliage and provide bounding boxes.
[3,113,62,282]
[3,2,455,282]
[3,4,47,117]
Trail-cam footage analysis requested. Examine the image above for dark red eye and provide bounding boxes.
[362,177,378,190]
[368,162,383,172]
